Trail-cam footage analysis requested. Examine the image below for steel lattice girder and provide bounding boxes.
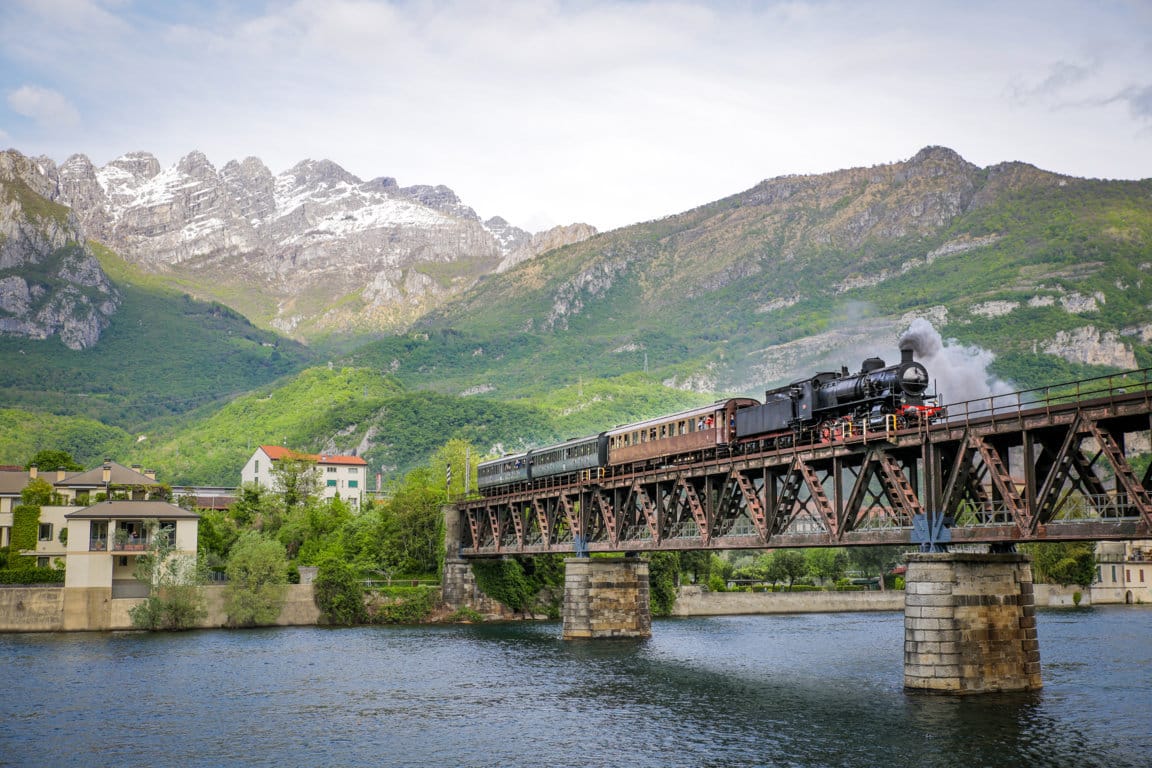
[458,391,1152,556]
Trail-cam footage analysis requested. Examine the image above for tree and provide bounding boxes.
[313,555,366,625]
[129,520,206,631]
[773,550,807,588]
[25,449,83,472]
[680,551,711,584]
[1024,542,1096,587]
[270,454,322,518]
[647,552,680,616]
[21,478,54,507]
[805,548,848,583]
[224,531,289,626]
[848,546,907,591]
[378,466,445,575]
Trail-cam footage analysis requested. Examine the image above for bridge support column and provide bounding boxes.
[904,553,1041,694]
[562,557,651,640]
[441,559,476,611]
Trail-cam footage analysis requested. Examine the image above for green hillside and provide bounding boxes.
[0,244,317,433]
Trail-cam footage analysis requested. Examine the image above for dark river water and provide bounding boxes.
[2,607,1150,768]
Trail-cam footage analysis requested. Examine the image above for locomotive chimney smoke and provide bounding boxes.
[898,318,942,359]
[897,318,1014,406]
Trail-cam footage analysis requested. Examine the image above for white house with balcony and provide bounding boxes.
[240,445,367,509]
[51,499,200,630]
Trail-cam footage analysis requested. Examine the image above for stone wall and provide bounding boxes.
[672,586,904,615]
[0,586,65,632]
[0,584,321,631]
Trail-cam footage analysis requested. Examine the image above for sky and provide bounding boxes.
[1,0,1150,233]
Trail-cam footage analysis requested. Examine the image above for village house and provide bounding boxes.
[240,445,367,510]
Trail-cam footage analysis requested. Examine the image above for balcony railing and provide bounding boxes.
[88,538,108,551]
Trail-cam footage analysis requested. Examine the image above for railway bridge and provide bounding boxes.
[446,369,1152,694]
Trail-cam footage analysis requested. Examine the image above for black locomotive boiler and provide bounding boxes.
[734,347,940,449]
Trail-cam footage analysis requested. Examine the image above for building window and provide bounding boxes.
[348,480,358,489]
[1141,569,1146,583]
[1126,569,1131,583]
[327,466,337,473]
[255,460,259,474]
[348,467,357,474]
[327,479,337,487]
[1112,565,1117,582]
[37,557,49,568]
[38,523,53,541]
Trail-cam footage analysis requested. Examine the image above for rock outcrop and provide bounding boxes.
[0,150,119,349]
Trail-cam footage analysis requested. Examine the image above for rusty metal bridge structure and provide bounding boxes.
[456,369,1152,557]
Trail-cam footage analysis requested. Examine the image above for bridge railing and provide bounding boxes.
[941,367,1152,426]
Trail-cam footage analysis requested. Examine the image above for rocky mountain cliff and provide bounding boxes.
[38,150,595,339]
[0,150,119,350]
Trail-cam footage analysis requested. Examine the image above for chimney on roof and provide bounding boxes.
[131,464,142,472]
[102,458,112,485]
[29,464,37,479]
[56,469,66,481]
[145,469,156,480]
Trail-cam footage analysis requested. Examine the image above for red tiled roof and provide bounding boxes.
[259,445,367,466]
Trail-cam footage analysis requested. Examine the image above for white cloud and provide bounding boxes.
[7,85,80,130]
[1,0,1150,231]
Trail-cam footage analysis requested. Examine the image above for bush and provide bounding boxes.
[471,558,534,613]
[366,587,436,624]
[447,606,484,623]
[0,567,65,584]
[647,552,680,617]
[224,531,289,627]
[313,557,366,625]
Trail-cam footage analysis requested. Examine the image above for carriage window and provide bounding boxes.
[660,425,667,438]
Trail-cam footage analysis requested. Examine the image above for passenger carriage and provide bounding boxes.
[605,398,760,471]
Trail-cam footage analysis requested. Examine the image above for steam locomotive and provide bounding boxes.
[477,348,941,493]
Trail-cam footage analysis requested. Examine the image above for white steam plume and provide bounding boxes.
[898,318,1015,406]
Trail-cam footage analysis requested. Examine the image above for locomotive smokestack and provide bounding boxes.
[901,348,914,364]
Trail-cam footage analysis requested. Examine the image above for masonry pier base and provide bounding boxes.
[562,557,651,640]
[904,552,1042,694]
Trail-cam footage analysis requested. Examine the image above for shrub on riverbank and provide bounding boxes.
[366,585,436,623]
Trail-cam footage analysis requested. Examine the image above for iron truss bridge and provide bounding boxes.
[455,369,1152,557]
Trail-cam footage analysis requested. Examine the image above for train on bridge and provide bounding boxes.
[478,347,943,494]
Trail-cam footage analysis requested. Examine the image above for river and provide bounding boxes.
[2,607,1150,768]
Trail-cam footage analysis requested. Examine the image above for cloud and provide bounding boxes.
[7,85,80,130]
[1120,84,1152,120]
[1009,59,1096,105]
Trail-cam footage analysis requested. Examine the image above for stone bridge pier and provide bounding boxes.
[903,552,1042,694]
[561,557,651,639]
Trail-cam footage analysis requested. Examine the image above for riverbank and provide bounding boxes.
[0,580,1129,632]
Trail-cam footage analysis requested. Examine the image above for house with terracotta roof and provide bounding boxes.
[240,445,367,510]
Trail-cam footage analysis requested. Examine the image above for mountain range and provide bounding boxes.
[30,149,596,340]
[1,144,1150,484]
